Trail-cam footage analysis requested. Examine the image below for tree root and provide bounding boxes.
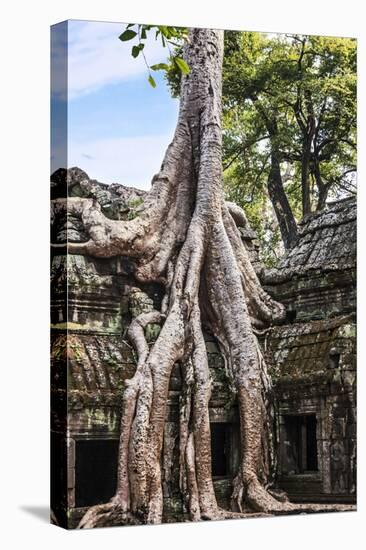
[245,477,294,513]
[77,502,129,529]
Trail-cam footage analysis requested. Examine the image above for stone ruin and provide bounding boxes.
[51,168,356,527]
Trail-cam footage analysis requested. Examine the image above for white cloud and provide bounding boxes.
[68,133,175,190]
[67,20,169,100]
[51,21,179,185]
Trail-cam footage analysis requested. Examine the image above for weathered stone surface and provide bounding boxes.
[261,196,356,502]
[51,166,146,214]
[51,169,356,520]
[263,197,356,323]
[264,197,356,280]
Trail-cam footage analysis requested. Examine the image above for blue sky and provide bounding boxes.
[52,20,179,190]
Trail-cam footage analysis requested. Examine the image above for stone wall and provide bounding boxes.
[264,317,356,502]
[51,169,357,526]
[263,197,356,503]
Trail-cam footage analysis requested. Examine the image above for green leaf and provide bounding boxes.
[141,27,147,40]
[158,25,170,37]
[148,74,157,88]
[174,57,190,75]
[150,63,170,71]
[132,45,140,58]
[119,29,137,41]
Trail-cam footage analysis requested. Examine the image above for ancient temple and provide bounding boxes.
[51,169,356,527]
[263,197,356,503]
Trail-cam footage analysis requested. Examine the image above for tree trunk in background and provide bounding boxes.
[301,90,316,217]
[267,148,298,249]
[301,138,312,216]
[313,155,329,211]
[252,102,299,249]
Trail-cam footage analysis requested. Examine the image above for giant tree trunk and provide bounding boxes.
[66,28,294,528]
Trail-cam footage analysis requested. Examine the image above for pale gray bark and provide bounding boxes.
[74,28,294,529]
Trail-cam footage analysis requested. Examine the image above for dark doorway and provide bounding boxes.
[306,415,318,471]
[282,415,318,474]
[210,422,241,479]
[51,431,67,515]
[75,439,119,507]
[329,352,341,369]
[286,309,297,323]
[211,423,228,477]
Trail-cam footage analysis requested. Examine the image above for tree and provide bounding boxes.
[279,34,357,214]
[222,31,356,250]
[289,34,357,212]
[62,27,325,529]
[223,32,300,250]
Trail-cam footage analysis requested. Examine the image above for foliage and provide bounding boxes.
[222,31,356,263]
[119,24,189,87]
[127,197,144,220]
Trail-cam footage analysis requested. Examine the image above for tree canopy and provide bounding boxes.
[222,31,356,264]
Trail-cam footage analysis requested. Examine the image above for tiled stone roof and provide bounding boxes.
[265,314,356,385]
[264,197,356,284]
